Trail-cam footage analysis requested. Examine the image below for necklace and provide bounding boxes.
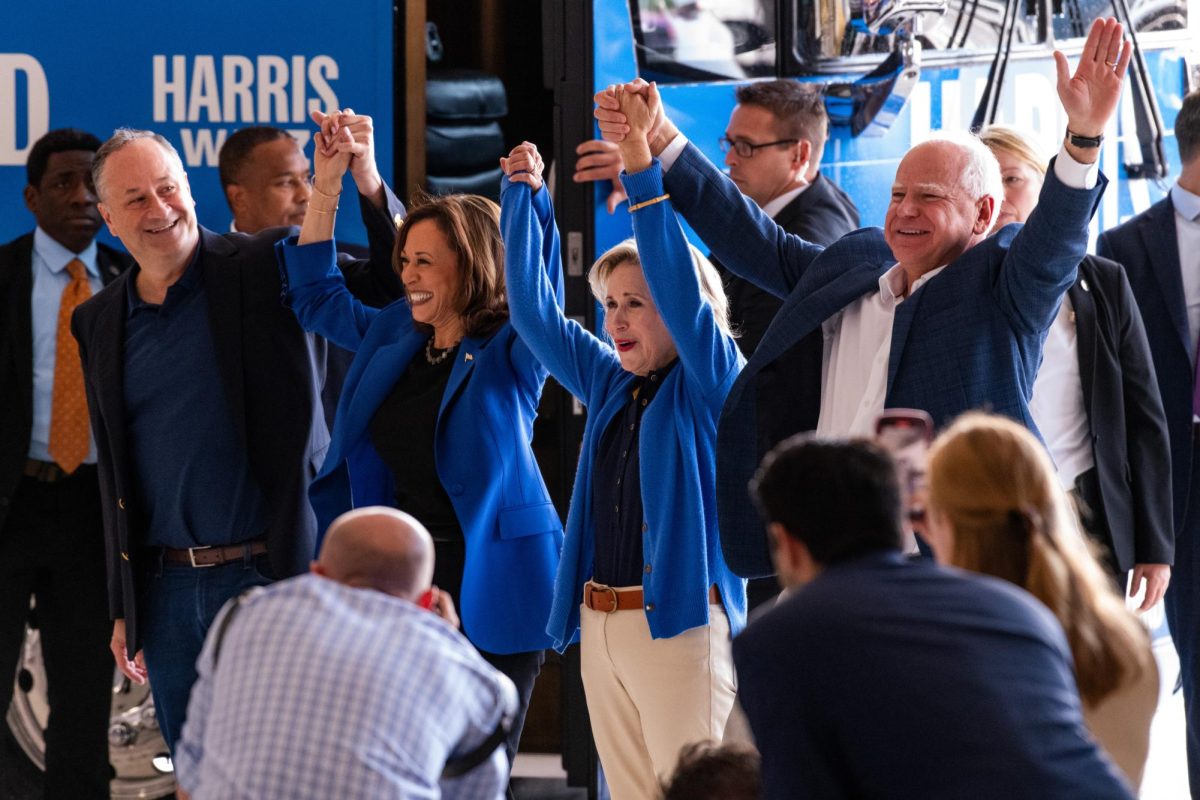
[424,337,458,365]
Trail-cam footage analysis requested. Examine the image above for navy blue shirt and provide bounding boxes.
[591,361,674,587]
[123,247,267,548]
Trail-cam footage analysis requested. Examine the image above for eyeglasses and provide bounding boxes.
[718,136,799,158]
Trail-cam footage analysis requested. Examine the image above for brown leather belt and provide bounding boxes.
[22,458,93,483]
[583,581,720,613]
[162,540,268,568]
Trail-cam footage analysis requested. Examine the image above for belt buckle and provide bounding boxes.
[188,546,215,568]
[595,584,619,614]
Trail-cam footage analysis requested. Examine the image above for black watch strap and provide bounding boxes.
[1066,129,1104,149]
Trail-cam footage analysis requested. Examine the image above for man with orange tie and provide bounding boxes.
[0,129,130,798]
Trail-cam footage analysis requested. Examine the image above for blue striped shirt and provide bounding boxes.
[175,573,516,799]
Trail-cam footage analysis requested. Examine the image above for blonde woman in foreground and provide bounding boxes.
[925,412,1158,789]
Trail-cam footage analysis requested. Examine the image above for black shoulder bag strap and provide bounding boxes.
[440,711,513,780]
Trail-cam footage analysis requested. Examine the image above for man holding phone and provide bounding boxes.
[173,507,514,800]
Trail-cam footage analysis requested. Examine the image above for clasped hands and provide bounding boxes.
[309,108,384,202]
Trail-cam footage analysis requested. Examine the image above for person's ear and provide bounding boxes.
[974,195,996,234]
[226,185,245,218]
[23,184,38,215]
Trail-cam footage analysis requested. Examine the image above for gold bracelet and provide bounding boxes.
[311,184,342,201]
[308,205,338,215]
[628,193,670,213]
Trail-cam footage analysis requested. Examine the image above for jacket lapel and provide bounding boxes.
[90,276,132,474]
[1069,276,1098,421]
[1141,198,1189,356]
[886,281,927,395]
[200,230,248,443]
[439,338,481,418]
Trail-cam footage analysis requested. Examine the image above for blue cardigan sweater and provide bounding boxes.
[500,168,747,650]
[275,234,563,655]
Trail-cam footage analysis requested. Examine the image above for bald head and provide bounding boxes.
[314,507,435,601]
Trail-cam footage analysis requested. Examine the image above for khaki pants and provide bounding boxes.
[580,599,737,800]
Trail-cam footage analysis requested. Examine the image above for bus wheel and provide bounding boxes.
[7,621,177,799]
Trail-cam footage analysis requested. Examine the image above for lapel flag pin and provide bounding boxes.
[465,352,474,362]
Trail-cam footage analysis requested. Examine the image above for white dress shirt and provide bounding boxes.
[1171,183,1200,363]
[1029,294,1094,488]
[816,264,945,436]
[760,184,809,218]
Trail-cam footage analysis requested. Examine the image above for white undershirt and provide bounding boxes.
[1029,294,1093,488]
[816,264,945,436]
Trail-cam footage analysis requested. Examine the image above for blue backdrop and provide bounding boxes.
[1,1,394,251]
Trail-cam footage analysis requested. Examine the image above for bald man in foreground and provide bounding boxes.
[174,507,517,800]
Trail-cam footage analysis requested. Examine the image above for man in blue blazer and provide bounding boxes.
[737,436,1134,800]
[1097,87,1200,792]
[597,19,1130,577]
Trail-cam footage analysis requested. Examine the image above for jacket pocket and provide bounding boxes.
[497,501,561,539]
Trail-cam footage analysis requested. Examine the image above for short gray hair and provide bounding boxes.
[588,238,736,340]
[919,132,1004,234]
[93,128,184,201]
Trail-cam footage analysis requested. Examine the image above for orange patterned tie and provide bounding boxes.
[48,258,92,474]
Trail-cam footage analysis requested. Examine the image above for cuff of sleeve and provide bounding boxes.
[658,133,689,172]
[619,159,666,203]
[275,236,338,285]
[1052,145,1099,190]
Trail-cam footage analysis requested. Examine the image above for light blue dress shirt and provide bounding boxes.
[28,227,102,463]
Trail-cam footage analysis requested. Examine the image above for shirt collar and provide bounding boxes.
[760,183,811,219]
[877,263,947,308]
[1172,182,1200,222]
[633,359,678,402]
[125,240,204,316]
[33,226,100,278]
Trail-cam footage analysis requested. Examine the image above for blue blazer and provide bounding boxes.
[501,171,747,651]
[663,144,1106,576]
[275,237,563,655]
[1098,196,1192,533]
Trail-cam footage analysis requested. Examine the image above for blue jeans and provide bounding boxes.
[140,555,272,752]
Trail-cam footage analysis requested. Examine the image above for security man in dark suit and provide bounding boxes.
[0,129,131,799]
[1098,88,1200,794]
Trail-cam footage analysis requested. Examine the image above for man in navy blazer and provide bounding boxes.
[69,121,401,753]
[736,436,1134,800]
[1097,87,1200,792]
[597,19,1131,576]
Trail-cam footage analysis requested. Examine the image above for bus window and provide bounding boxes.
[633,0,776,82]
[1051,0,1186,38]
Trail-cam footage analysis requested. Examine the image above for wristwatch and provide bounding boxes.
[1066,129,1104,148]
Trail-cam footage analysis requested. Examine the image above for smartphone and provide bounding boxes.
[874,409,934,524]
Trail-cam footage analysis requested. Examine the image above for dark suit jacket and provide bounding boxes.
[664,144,1105,576]
[0,233,131,530]
[1067,255,1173,569]
[716,173,860,456]
[71,228,331,656]
[1098,197,1193,533]
[733,551,1134,800]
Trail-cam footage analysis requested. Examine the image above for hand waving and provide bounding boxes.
[1054,17,1131,139]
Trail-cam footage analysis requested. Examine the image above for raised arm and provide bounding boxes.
[276,110,384,351]
[995,18,1127,334]
[616,89,743,396]
[332,110,406,306]
[500,143,621,404]
[595,81,825,298]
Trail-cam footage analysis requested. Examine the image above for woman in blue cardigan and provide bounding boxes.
[501,115,746,797]
[274,115,562,770]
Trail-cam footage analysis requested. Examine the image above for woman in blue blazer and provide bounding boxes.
[274,117,562,768]
[501,125,746,798]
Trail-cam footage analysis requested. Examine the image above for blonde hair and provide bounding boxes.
[588,238,735,339]
[927,413,1152,707]
[978,125,1048,177]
